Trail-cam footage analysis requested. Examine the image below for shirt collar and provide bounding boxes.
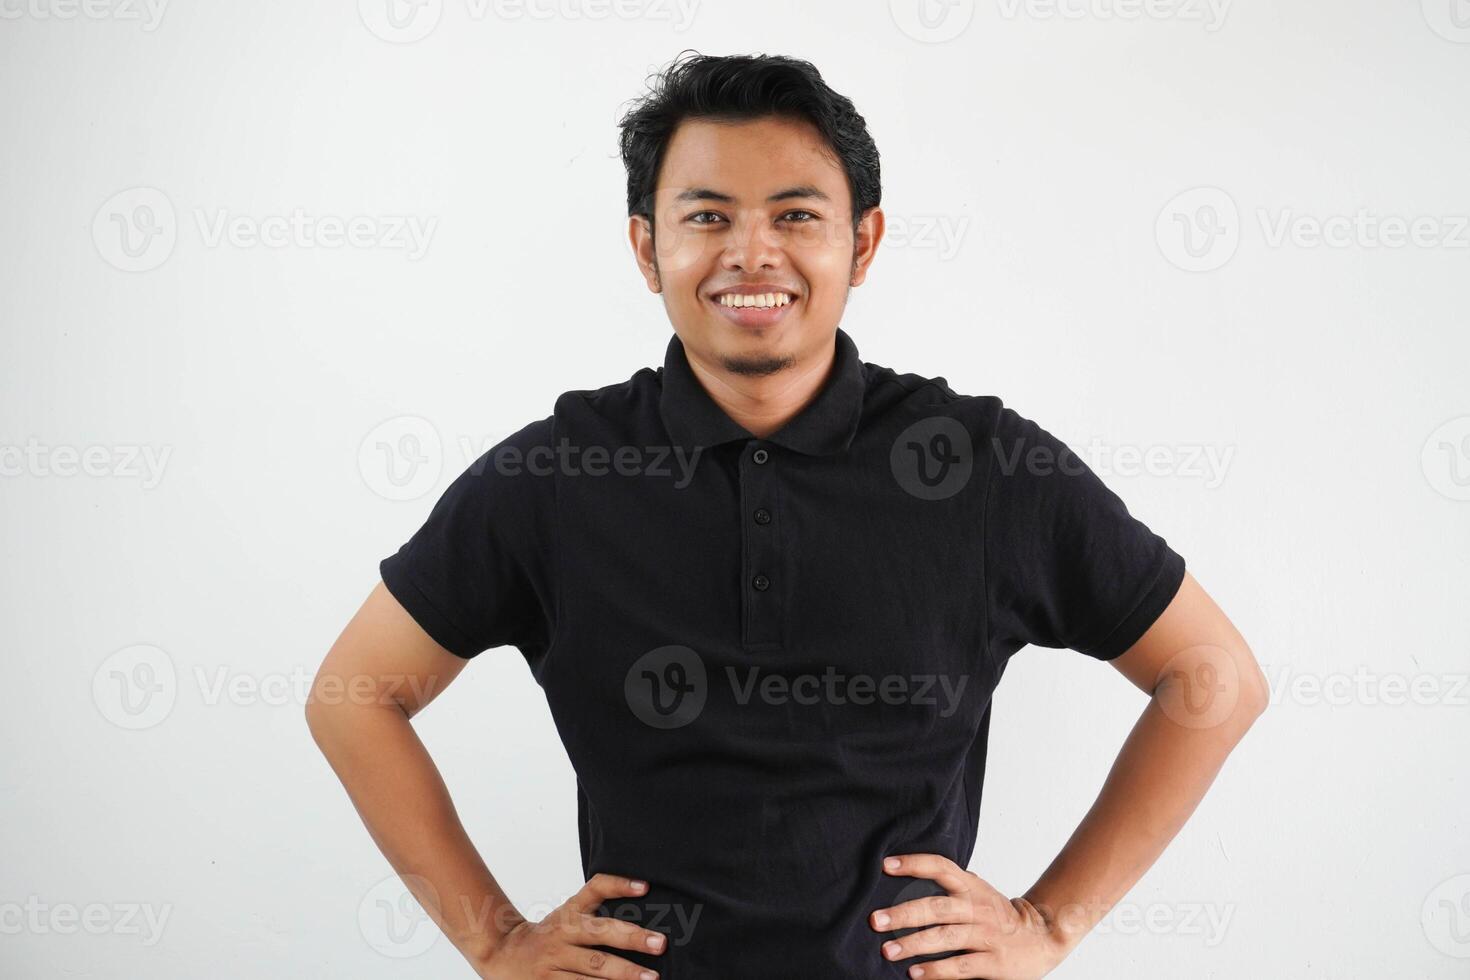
[658,327,867,457]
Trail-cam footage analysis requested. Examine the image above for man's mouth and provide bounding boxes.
[713,290,795,309]
[706,287,800,328]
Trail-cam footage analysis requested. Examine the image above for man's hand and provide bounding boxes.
[476,874,667,980]
[868,854,1068,980]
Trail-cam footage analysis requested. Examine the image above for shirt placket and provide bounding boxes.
[740,440,782,649]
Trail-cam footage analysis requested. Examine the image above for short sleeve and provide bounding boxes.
[379,415,556,660]
[983,404,1185,662]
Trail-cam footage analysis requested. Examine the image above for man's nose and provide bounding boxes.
[721,216,784,271]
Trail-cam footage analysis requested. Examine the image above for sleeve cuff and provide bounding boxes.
[1079,548,1187,661]
[379,555,482,659]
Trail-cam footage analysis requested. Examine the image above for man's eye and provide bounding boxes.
[688,212,726,225]
[781,210,818,223]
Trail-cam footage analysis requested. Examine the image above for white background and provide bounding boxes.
[2,0,1468,976]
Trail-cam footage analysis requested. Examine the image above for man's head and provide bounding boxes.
[619,52,884,379]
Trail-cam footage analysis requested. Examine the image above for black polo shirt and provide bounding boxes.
[379,327,1186,979]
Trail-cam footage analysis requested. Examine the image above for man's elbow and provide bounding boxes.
[304,692,335,747]
[1235,647,1271,725]
[304,677,355,746]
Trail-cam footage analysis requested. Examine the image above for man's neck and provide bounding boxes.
[683,334,836,439]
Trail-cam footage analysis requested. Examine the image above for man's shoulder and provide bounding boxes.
[859,355,1013,432]
[475,364,664,458]
[541,362,665,442]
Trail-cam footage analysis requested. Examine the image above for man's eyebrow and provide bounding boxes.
[671,185,831,204]
[673,187,735,204]
[767,185,829,203]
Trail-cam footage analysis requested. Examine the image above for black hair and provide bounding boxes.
[617,51,882,236]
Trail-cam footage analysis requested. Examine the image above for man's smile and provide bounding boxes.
[706,283,801,328]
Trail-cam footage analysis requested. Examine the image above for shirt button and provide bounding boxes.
[752,574,770,591]
[752,448,769,464]
[753,508,771,525]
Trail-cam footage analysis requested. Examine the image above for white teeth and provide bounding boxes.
[718,292,792,309]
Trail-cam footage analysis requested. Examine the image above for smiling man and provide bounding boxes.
[307,53,1268,980]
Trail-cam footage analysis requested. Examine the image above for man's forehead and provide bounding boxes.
[656,116,846,198]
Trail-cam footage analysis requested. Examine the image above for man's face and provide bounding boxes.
[629,114,883,377]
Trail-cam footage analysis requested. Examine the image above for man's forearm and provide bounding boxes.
[1020,670,1267,954]
[306,700,519,969]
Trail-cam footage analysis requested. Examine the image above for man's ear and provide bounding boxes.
[628,214,661,293]
[849,206,886,287]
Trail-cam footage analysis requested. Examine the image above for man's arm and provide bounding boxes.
[305,582,667,979]
[1018,569,1269,954]
[873,571,1268,977]
[305,581,517,967]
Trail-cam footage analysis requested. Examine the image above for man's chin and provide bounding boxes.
[701,324,796,377]
[720,351,794,378]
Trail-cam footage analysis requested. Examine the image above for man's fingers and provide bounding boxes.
[882,853,974,894]
[554,942,661,979]
[880,922,975,961]
[568,873,651,913]
[903,949,997,979]
[565,912,668,956]
[870,893,971,931]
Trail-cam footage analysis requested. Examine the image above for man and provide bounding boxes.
[307,52,1268,979]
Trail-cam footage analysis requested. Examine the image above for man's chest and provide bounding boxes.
[536,445,993,748]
